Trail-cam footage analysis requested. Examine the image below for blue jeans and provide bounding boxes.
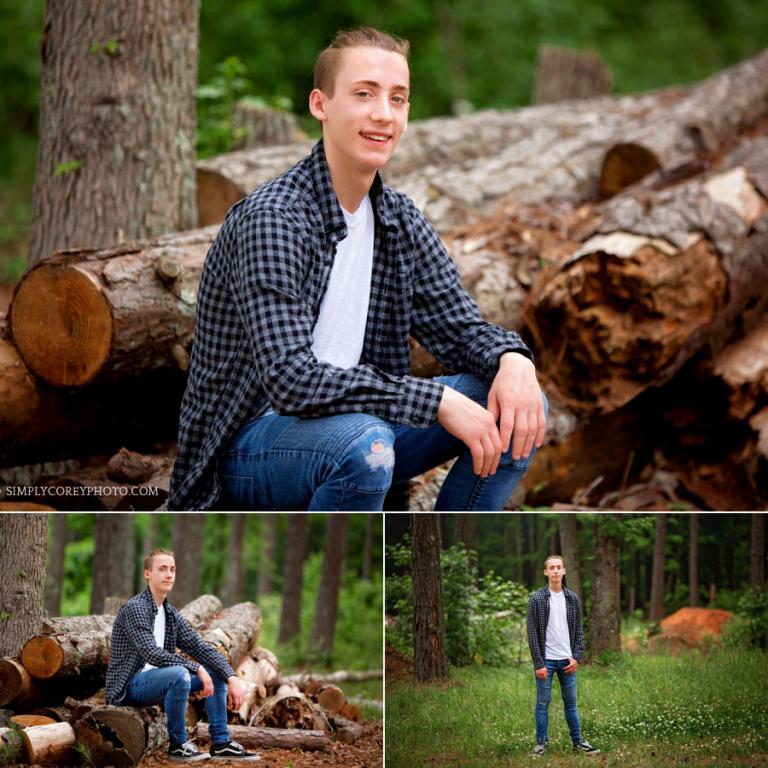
[535,659,582,745]
[218,373,546,511]
[124,665,229,746]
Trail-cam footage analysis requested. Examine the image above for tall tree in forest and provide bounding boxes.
[171,513,204,607]
[91,514,135,613]
[689,513,699,606]
[44,513,68,616]
[558,513,583,605]
[257,515,277,596]
[278,514,309,644]
[362,514,375,580]
[412,514,448,682]
[308,515,348,657]
[590,514,621,657]
[0,515,47,656]
[142,514,159,560]
[454,513,474,550]
[649,514,668,622]
[752,513,766,590]
[224,515,247,606]
[29,1,198,267]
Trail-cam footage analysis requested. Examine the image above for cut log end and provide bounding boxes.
[196,169,244,228]
[21,635,65,679]
[21,721,76,766]
[600,143,662,197]
[10,264,113,387]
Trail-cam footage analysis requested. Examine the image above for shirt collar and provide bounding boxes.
[309,140,399,238]
[141,585,166,613]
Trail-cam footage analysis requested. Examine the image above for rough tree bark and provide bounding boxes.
[533,45,612,105]
[558,513,583,606]
[752,513,766,589]
[308,515,348,658]
[362,514,375,581]
[528,136,768,415]
[44,514,68,617]
[649,514,668,622]
[171,514,204,608]
[689,513,699,607]
[0,515,47,657]
[257,515,277,597]
[590,514,621,657]
[224,514,247,606]
[278,515,309,645]
[90,514,134,614]
[199,602,262,665]
[29,0,198,266]
[454,513,474,551]
[411,514,447,682]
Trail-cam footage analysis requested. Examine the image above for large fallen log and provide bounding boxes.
[179,594,224,630]
[73,705,166,768]
[199,602,262,665]
[249,685,320,730]
[282,669,383,687]
[527,135,768,415]
[20,721,76,766]
[21,632,110,680]
[195,721,329,751]
[196,49,768,232]
[0,658,43,707]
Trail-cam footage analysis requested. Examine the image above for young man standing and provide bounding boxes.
[527,555,599,756]
[170,27,546,511]
[105,549,260,762]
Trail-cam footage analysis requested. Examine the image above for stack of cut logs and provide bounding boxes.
[0,594,376,766]
[2,49,768,510]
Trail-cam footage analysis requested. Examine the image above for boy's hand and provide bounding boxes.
[487,353,546,459]
[437,386,502,476]
[563,658,578,674]
[227,676,244,710]
[535,667,548,680]
[197,666,214,697]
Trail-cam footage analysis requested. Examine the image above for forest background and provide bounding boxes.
[2,0,768,280]
[385,512,768,767]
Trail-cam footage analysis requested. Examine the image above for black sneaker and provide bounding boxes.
[574,740,600,755]
[532,743,547,755]
[210,741,261,761]
[168,741,210,762]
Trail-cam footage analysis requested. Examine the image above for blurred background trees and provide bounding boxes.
[1,0,767,280]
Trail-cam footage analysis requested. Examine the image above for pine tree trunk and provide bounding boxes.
[44,514,68,616]
[29,0,198,267]
[171,514,204,608]
[689,513,699,606]
[362,514,375,581]
[649,514,668,622]
[90,514,134,614]
[257,515,277,597]
[590,515,621,657]
[752,513,766,589]
[224,515,247,606]
[278,515,309,644]
[0,515,47,657]
[308,515,348,658]
[454,513,474,550]
[411,514,447,682]
[558,513,583,606]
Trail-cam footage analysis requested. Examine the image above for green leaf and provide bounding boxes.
[54,160,80,176]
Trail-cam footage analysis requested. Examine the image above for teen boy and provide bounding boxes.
[527,555,599,756]
[170,27,547,511]
[105,549,260,762]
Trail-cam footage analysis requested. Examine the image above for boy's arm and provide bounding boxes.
[572,595,585,661]
[227,206,444,428]
[175,613,236,682]
[527,596,546,670]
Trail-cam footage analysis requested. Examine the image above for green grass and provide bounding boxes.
[385,649,768,767]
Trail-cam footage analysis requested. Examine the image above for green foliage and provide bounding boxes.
[54,160,80,176]
[387,539,529,667]
[721,587,768,650]
[386,649,768,766]
[89,39,120,57]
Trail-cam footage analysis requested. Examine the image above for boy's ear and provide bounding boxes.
[309,88,328,123]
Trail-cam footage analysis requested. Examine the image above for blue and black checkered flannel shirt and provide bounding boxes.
[170,140,532,510]
[105,587,235,705]
[527,585,586,670]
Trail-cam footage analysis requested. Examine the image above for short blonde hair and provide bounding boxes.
[144,548,174,571]
[314,27,410,96]
[544,554,566,568]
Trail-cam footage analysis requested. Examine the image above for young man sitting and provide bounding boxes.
[105,549,260,762]
[170,27,547,511]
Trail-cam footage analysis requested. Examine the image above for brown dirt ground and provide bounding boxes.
[136,722,382,768]
[384,643,412,687]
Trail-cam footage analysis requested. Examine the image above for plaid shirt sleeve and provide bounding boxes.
[226,206,444,427]
[527,590,547,669]
[406,201,533,381]
[173,610,235,682]
[570,592,585,661]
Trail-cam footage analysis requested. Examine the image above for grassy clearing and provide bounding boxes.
[385,649,768,767]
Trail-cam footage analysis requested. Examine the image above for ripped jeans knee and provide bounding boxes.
[337,422,395,494]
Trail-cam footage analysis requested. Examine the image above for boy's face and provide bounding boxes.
[310,46,410,176]
[544,558,566,586]
[144,554,176,596]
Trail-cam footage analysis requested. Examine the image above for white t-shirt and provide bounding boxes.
[141,604,166,672]
[310,195,374,368]
[545,588,572,660]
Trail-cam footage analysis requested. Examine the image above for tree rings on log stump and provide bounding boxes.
[10,264,112,387]
[600,143,661,197]
[20,721,75,765]
[11,714,56,727]
[0,658,42,706]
